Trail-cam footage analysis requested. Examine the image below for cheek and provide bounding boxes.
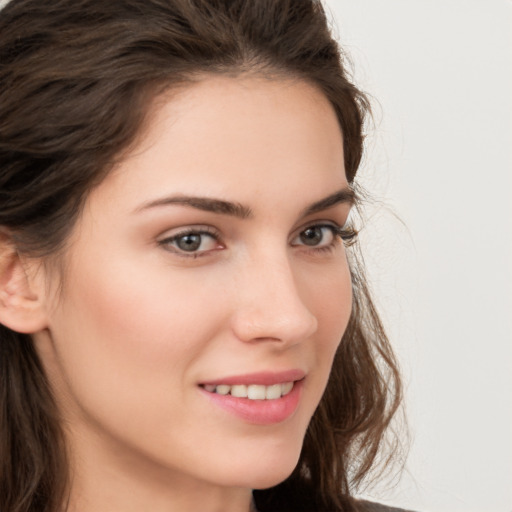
[46,253,227,427]
[298,256,352,401]
[68,250,222,348]
[307,256,352,345]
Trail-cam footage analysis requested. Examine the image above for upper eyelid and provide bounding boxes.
[292,219,344,236]
[158,221,343,239]
[291,223,341,241]
[157,219,348,240]
[157,224,219,240]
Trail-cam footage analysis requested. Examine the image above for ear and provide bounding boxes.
[0,234,48,334]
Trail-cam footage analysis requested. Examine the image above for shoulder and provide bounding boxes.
[356,500,417,512]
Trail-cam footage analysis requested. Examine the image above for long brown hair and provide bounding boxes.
[0,1,403,511]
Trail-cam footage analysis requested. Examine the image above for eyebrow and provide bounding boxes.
[135,187,355,219]
[135,195,252,219]
[301,187,356,216]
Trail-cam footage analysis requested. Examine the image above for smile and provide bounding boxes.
[201,382,294,400]
[199,370,305,424]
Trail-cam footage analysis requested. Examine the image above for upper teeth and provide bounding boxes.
[203,382,294,400]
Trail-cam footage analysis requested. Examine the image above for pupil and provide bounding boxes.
[177,234,201,251]
[300,227,322,246]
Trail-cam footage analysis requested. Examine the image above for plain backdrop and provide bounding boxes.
[323,1,512,511]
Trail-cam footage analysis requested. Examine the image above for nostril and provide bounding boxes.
[230,260,319,344]
[231,301,318,345]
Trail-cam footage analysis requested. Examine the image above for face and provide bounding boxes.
[35,76,353,500]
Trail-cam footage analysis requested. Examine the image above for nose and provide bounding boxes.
[230,254,318,346]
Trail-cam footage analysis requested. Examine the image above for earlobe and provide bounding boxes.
[0,237,49,334]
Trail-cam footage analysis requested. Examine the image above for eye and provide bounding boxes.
[292,225,337,248]
[158,228,222,256]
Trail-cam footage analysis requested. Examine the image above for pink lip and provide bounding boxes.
[199,370,305,425]
[200,369,305,387]
[200,380,303,425]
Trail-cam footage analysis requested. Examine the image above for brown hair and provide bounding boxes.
[0,1,402,511]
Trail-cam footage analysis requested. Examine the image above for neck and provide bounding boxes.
[63,427,255,512]
[66,471,254,512]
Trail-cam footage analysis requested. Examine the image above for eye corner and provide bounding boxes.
[336,225,359,246]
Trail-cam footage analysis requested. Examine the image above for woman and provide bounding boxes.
[0,1,406,511]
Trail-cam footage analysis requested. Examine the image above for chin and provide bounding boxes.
[250,469,296,491]
[224,444,302,490]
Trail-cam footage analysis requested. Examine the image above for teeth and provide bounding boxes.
[216,384,231,395]
[265,384,282,400]
[281,381,294,396]
[203,381,295,400]
[230,384,247,398]
[247,384,266,400]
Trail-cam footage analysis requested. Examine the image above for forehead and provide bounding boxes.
[88,75,347,215]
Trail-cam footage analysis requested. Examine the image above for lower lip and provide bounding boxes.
[200,380,303,425]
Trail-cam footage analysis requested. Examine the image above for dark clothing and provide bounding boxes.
[253,486,417,512]
[357,500,416,512]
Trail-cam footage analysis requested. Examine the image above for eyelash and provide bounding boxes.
[290,224,357,253]
[158,223,357,259]
[158,226,221,259]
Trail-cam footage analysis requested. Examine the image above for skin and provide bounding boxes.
[32,76,354,512]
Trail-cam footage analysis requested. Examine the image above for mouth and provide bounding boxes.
[198,370,305,424]
[200,381,295,400]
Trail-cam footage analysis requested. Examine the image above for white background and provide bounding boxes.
[324,1,512,511]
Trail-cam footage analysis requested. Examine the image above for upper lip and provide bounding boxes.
[200,369,306,387]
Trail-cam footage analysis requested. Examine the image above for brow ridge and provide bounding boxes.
[136,187,354,219]
[301,187,356,216]
[137,196,252,219]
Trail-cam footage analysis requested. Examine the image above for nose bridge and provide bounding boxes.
[231,248,318,344]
